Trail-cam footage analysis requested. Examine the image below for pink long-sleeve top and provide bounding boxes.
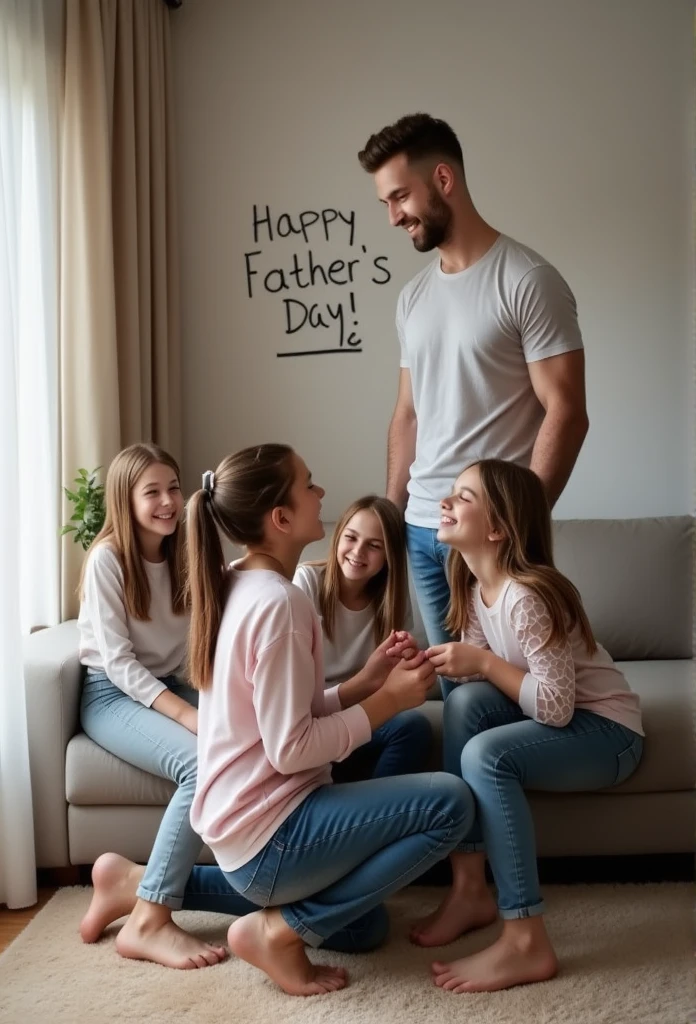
[189,568,372,872]
[462,579,643,735]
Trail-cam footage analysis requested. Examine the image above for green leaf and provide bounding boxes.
[60,465,106,542]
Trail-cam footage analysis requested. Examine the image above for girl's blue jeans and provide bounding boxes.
[331,709,433,782]
[81,671,201,910]
[181,772,475,950]
[443,681,643,919]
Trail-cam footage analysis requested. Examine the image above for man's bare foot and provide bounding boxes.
[80,853,142,943]
[431,922,558,993]
[410,884,498,947]
[227,908,347,996]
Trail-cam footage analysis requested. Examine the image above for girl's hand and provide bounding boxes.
[381,649,436,711]
[385,630,420,661]
[426,642,484,679]
[180,705,198,735]
[365,631,421,688]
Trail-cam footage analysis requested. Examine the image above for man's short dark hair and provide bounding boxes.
[358,113,464,174]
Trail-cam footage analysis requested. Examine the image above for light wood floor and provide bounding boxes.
[0,888,56,954]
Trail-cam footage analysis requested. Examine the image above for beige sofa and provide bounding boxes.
[23,516,694,870]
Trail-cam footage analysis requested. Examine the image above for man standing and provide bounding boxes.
[358,114,588,693]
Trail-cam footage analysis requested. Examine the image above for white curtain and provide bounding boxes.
[0,0,61,908]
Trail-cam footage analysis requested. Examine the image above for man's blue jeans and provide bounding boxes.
[405,523,458,698]
[181,773,475,950]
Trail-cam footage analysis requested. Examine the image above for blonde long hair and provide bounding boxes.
[311,496,408,645]
[446,460,596,653]
[186,443,296,690]
[80,443,187,621]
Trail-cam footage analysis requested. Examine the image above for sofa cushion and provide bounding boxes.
[67,660,693,806]
[66,732,176,805]
[609,660,696,793]
[552,517,692,661]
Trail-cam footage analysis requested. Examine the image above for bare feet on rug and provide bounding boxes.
[409,884,498,947]
[80,852,226,969]
[431,919,558,993]
[227,908,347,996]
[115,900,227,970]
[80,852,142,943]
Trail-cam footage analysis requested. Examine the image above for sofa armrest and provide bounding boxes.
[23,620,82,868]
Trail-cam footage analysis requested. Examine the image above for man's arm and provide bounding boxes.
[386,368,417,512]
[528,349,589,507]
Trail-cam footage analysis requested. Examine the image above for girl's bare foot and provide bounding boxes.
[431,919,558,992]
[410,884,498,947]
[227,908,347,996]
[80,853,142,942]
[115,899,227,970]
[82,852,226,968]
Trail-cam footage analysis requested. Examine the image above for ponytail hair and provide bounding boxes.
[186,444,296,689]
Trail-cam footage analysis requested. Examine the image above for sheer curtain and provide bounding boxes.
[0,0,61,907]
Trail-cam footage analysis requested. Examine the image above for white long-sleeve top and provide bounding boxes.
[78,543,189,706]
[190,568,372,872]
[463,579,643,735]
[292,563,414,686]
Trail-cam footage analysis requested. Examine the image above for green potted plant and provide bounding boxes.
[61,467,106,551]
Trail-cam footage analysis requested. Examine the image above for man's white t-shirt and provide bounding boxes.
[397,233,584,528]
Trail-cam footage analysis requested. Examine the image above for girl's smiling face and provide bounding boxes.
[336,509,387,586]
[131,461,184,549]
[438,464,492,551]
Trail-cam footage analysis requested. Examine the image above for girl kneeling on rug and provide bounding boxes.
[85,444,474,996]
[293,495,432,782]
[78,443,226,970]
[411,458,644,994]
[185,445,475,994]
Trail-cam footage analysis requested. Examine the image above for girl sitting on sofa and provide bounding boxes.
[410,458,644,994]
[78,443,226,970]
[293,495,432,781]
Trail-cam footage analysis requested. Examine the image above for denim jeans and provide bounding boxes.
[443,681,644,919]
[331,709,433,782]
[181,772,475,949]
[405,523,458,698]
[80,671,202,910]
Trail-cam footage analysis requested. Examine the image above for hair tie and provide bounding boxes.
[202,470,215,499]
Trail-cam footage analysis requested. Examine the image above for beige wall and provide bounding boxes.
[171,0,693,519]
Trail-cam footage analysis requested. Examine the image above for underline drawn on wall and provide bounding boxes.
[244,204,391,357]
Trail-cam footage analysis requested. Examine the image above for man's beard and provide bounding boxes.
[410,188,453,252]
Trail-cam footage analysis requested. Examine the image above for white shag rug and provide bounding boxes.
[0,884,692,1024]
